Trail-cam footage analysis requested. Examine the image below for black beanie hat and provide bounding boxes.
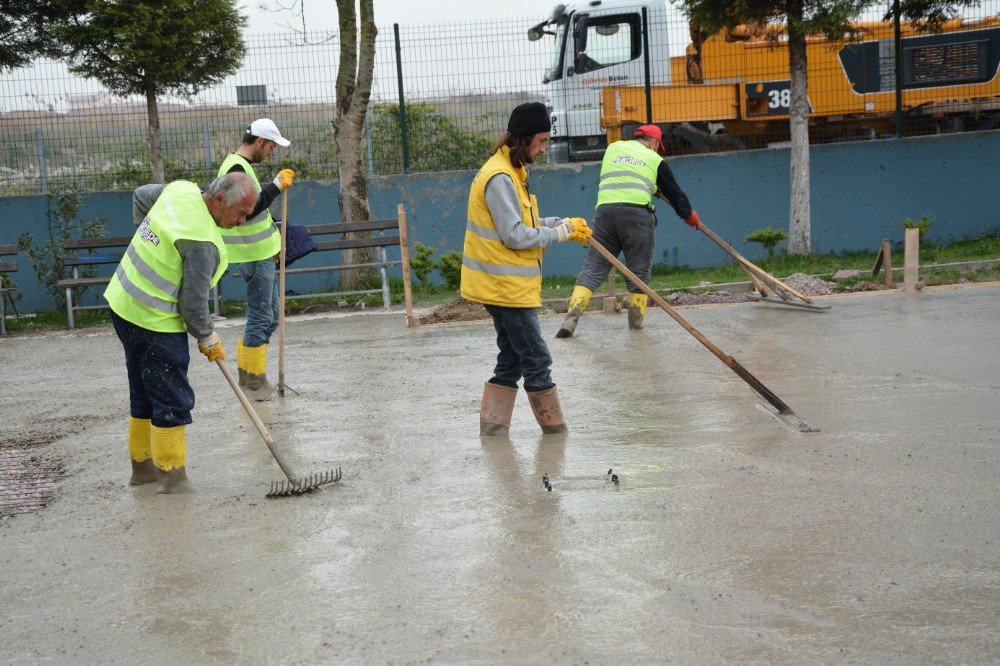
[507,102,551,138]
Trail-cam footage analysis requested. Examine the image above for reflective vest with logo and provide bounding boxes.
[595,139,662,209]
[104,181,228,333]
[217,153,281,263]
[460,146,545,308]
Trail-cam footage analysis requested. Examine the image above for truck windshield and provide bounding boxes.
[544,21,568,84]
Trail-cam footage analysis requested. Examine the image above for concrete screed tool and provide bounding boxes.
[656,193,830,312]
[216,359,341,497]
[587,238,819,433]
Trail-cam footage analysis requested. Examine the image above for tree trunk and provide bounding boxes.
[144,83,165,183]
[787,1,811,255]
[333,0,377,291]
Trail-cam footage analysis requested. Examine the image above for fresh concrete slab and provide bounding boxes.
[1,284,998,663]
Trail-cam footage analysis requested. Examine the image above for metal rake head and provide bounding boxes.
[265,467,342,498]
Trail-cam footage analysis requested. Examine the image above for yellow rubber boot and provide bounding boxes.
[236,339,247,387]
[556,285,593,338]
[128,417,156,485]
[242,342,275,401]
[151,424,194,494]
[627,292,648,330]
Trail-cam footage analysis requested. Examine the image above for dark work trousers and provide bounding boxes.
[111,311,195,428]
[484,304,555,393]
[576,204,657,293]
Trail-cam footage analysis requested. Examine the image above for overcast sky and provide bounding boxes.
[241,0,555,33]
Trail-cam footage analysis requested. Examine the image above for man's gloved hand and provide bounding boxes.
[197,331,226,362]
[684,210,701,229]
[272,169,295,191]
[555,217,593,245]
[567,217,592,245]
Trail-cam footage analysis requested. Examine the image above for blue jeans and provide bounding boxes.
[484,304,554,393]
[111,312,195,428]
[240,258,279,347]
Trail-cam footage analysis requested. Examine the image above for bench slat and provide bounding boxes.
[0,262,16,272]
[0,244,17,255]
[64,237,132,250]
[313,236,401,252]
[284,260,401,276]
[306,219,399,235]
[57,277,112,288]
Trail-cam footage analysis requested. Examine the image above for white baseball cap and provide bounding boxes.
[247,118,290,147]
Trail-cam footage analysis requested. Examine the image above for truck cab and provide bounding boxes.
[529,0,670,163]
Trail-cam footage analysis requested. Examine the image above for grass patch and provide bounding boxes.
[4,233,998,335]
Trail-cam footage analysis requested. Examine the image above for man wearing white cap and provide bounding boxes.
[218,118,294,400]
[556,124,700,337]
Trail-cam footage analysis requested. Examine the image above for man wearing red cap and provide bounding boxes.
[556,124,700,337]
[461,101,592,436]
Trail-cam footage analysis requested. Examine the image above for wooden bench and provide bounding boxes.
[57,236,222,329]
[273,203,416,324]
[0,244,18,335]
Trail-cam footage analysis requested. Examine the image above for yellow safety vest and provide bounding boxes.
[217,153,281,263]
[104,181,228,333]
[460,146,545,308]
[595,139,662,209]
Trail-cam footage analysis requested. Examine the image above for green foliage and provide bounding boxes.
[369,103,493,174]
[435,251,463,291]
[745,226,789,258]
[16,187,107,309]
[410,241,437,290]
[46,0,246,99]
[89,156,189,192]
[0,0,62,70]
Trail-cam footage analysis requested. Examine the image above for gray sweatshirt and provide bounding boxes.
[484,174,567,248]
[132,184,219,340]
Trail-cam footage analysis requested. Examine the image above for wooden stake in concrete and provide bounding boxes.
[871,238,895,288]
[603,268,617,313]
[904,227,920,293]
[397,203,419,327]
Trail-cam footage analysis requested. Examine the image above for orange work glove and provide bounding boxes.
[197,331,226,362]
[684,210,701,229]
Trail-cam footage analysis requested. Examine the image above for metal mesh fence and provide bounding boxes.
[1,4,999,196]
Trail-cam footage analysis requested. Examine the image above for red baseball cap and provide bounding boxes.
[634,124,665,152]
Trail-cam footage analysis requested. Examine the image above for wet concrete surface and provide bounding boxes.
[1,284,998,663]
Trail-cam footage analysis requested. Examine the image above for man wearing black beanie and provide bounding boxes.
[460,102,592,436]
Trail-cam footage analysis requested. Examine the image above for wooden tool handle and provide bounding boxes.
[216,358,296,480]
[587,238,793,415]
[278,191,288,394]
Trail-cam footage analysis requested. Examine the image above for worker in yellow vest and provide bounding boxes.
[105,173,257,493]
[462,102,592,436]
[218,118,294,401]
[556,124,700,338]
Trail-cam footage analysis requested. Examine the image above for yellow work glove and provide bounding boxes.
[197,331,226,362]
[567,217,592,245]
[272,169,295,191]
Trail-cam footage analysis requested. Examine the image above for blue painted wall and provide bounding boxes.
[2,130,998,314]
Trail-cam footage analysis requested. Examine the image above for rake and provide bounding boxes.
[216,358,341,497]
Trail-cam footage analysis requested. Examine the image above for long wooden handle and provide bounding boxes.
[278,191,288,394]
[587,238,794,415]
[216,358,296,480]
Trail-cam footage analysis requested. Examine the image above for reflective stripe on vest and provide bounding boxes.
[595,140,661,209]
[104,181,228,333]
[217,153,281,263]
[460,146,545,308]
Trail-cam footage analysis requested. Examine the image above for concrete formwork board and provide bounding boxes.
[0,285,998,662]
